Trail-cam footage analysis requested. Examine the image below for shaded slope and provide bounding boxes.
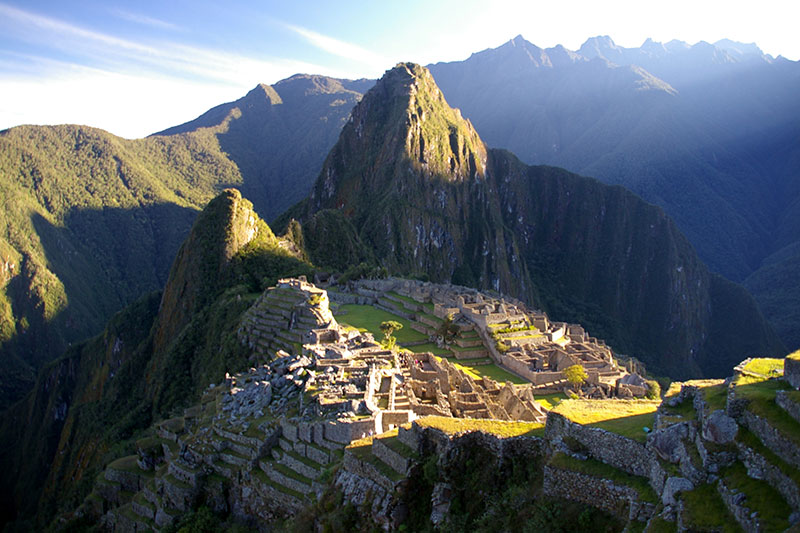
[0,124,235,408]
[294,63,783,378]
[0,190,311,527]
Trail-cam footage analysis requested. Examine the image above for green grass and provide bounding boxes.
[702,384,728,412]
[741,358,784,377]
[335,304,426,344]
[446,358,528,385]
[733,376,800,445]
[387,291,422,307]
[723,462,790,531]
[534,392,567,410]
[548,452,657,503]
[405,342,451,355]
[552,400,659,442]
[644,516,677,533]
[736,426,800,487]
[660,397,696,421]
[415,416,544,438]
[681,482,742,532]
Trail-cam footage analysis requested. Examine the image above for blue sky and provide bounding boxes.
[1,0,797,138]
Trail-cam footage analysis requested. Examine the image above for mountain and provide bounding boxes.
[288,62,784,379]
[427,35,800,349]
[0,189,311,527]
[0,75,370,409]
[154,74,373,222]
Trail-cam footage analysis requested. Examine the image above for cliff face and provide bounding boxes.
[296,63,783,377]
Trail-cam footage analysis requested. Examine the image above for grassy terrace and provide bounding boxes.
[346,436,405,482]
[534,392,567,410]
[337,302,528,384]
[551,400,659,443]
[723,462,790,531]
[740,357,784,378]
[335,304,426,344]
[733,374,800,445]
[446,358,529,385]
[681,482,742,532]
[415,415,544,438]
[549,452,657,503]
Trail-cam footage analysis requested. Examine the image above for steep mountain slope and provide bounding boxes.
[0,75,369,409]
[0,124,231,408]
[292,63,783,378]
[155,74,373,222]
[427,36,800,348]
[0,190,311,527]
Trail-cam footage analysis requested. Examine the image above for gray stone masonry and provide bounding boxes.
[742,410,800,469]
[545,412,652,478]
[372,437,409,474]
[717,477,762,532]
[342,448,395,492]
[260,460,312,495]
[738,441,800,511]
[277,449,321,480]
[777,391,800,425]
[785,357,800,389]
[543,464,656,522]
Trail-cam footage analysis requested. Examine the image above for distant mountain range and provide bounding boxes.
[427,35,800,348]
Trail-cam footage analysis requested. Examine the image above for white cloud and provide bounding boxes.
[285,23,388,72]
[111,9,182,31]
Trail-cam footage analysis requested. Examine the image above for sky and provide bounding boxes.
[1,0,797,139]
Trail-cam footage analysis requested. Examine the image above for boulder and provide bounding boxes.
[650,422,690,463]
[703,410,738,444]
[661,476,693,506]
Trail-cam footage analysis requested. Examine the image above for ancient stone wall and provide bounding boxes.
[543,465,655,522]
[545,412,652,477]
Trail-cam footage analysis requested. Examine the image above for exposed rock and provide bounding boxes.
[430,482,452,526]
[703,411,738,444]
[661,476,693,506]
[650,422,691,463]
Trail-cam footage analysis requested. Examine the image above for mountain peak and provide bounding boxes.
[243,83,283,105]
[305,63,486,215]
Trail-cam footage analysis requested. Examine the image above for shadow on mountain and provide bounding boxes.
[0,202,197,411]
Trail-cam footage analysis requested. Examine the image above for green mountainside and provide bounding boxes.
[427,35,800,349]
[0,76,368,409]
[0,190,311,527]
[291,63,783,378]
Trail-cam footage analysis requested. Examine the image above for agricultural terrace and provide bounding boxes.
[551,399,660,442]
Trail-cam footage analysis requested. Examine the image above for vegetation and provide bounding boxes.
[564,364,588,388]
[722,462,791,531]
[415,416,544,438]
[552,400,659,442]
[549,453,657,503]
[680,482,742,532]
[740,357,784,377]
[335,304,426,345]
[379,320,403,350]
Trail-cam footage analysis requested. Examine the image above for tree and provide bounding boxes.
[564,364,588,389]
[379,320,403,349]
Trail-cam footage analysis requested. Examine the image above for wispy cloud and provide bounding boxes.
[0,3,336,86]
[285,23,388,70]
[112,9,181,31]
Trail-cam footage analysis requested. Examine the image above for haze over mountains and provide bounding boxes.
[427,35,800,348]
